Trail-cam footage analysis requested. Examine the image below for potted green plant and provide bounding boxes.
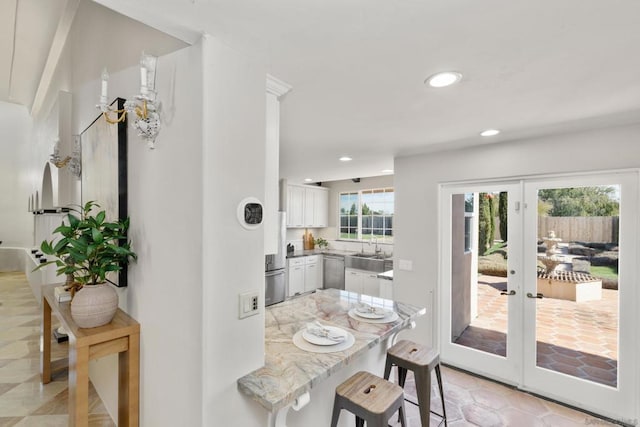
[38,200,137,328]
[314,237,329,250]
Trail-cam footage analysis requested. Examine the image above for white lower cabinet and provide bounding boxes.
[345,268,380,297]
[345,269,360,293]
[379,279,393,300]
[288,255,322,297]
[363,273,379,296]
[287,258,305,297]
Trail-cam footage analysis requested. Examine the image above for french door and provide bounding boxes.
[440,182,523,385]
[440,171,638,422]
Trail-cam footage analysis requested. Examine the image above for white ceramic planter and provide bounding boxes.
[71,284,118,328]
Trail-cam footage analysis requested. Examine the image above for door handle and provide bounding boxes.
[526,292,544,299]
[500,290,516,296]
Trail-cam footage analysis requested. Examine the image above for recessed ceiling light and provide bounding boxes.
[381,169,394,174]
[304,178,313,182]
[480,129,501,137]
[339,156,353,162]
[425,71,462,88]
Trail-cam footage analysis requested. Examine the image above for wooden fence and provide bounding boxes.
[537,216,619,244]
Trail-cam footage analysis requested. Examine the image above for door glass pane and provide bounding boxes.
[535,185,619,388]
[451,191,509,357]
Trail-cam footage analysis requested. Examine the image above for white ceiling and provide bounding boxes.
[5,0,640,184]
[0,0,67,109]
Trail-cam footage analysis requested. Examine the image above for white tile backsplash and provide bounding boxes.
[288,239,304,251]
[285,227,394,256]
[327,239,393,256]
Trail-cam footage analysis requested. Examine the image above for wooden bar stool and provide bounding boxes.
[331,371,407,427]
[384,340,447,427]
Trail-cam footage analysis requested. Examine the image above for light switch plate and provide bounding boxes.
[239,290,260,319]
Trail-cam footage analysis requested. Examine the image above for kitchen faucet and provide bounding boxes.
[369,238,381,255]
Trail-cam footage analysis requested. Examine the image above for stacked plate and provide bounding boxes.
[302,323,348,345]
[293,322,355,353]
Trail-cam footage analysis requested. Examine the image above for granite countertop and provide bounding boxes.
[237,288,425,412]
[286,249,358,258]
[377,270,394,280]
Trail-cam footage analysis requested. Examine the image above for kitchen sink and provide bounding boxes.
[350,252,377,258]
[345,254,392,272]
[350,252,389,259]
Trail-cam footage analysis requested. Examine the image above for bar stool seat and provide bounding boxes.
[331,371,407,427]
[384,340,447,426]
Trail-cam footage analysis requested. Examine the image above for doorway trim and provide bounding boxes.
[437,169,640,423]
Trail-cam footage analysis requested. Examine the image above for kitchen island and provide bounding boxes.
[237,288,425,427]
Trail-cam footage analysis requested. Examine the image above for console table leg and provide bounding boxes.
[41,298,51,384]
[119,332,140,427]
[69,345,89,427]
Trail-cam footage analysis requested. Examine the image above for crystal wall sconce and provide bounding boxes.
[97,52,161,149]
[49,137,81,179]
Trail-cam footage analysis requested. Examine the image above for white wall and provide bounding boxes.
[69,45,204,427]
[63,30,272,425]
[394,123,640,347]
[128,44,205,427]
[200,34,269,427]
[19,3,272,424]
[0,102,34,247]
[21,2,202,425]
[68,1,187,97]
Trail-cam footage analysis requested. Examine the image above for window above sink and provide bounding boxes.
[339,187,394,243]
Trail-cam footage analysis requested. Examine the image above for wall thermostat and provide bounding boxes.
[237,197,263,230]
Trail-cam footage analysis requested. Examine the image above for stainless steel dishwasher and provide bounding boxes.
[323,255,345,289]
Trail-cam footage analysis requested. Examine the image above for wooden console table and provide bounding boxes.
[41,284,140,427]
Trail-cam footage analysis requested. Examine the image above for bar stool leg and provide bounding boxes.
[330,394,341,427]
[397,366,408,388]
[383,358,393,381]
[435,364,447,426]
[414,369,432,427]
[399,399,407,427]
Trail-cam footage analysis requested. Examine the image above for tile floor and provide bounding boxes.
[389,367,619,426]
[0,271,620,426]
[0,271,114,427]
[455,274,618,387]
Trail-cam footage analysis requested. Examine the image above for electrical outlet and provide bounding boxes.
[239,291,260,319]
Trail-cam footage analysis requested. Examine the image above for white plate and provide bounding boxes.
[302,326,347,346]
[293,330,356,353]
[354,307,390,319]
[348,309,400,324]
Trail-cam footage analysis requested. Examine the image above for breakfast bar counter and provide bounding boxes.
[237,288,425,426]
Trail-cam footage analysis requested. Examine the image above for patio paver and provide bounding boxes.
[454,274,618,388]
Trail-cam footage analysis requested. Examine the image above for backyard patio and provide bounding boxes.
[455,274,618,388]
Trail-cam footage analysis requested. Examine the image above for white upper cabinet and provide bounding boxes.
[304,187,315,227]
[314,188,329,227]
[287,185,306,227]
[283,182,329,228]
